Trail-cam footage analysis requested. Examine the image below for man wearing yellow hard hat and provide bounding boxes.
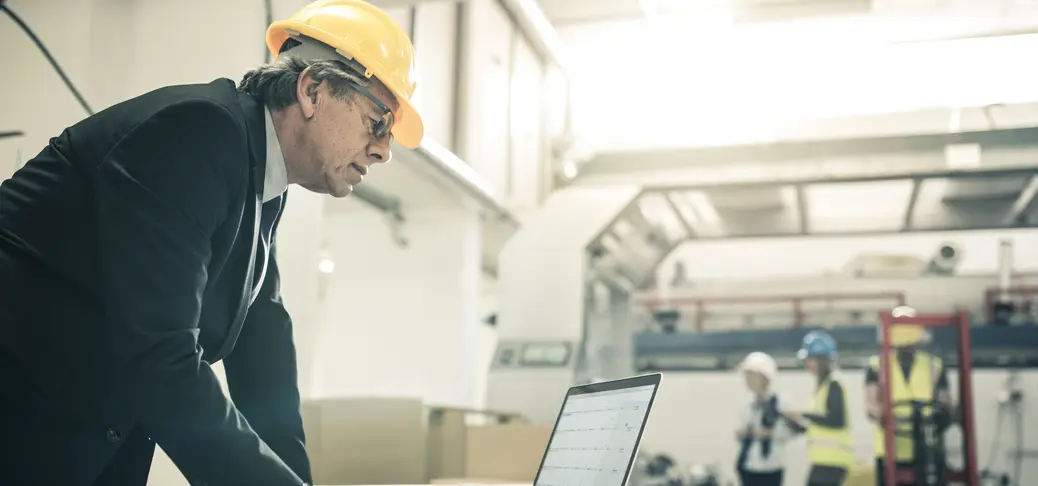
[864,306,954,486]
[0,1,421,485]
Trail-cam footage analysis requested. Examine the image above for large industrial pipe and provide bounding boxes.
[998,238,1014,303]
[990,238,1017,326]
[928,242,962,276]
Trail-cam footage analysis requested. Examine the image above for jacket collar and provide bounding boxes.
[237,89,267,197]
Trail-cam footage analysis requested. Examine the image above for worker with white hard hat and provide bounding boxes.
[0,1,423,485]
[785,330,853,486]
[865,306,954,486]
[734,352,796,486]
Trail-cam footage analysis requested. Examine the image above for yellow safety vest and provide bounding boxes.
[807,375,854,469]
[868,351,942,461]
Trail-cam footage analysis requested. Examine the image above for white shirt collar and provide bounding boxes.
[262,108,288,202]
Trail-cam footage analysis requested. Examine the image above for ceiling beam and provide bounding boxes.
[794,184,809,235]
[580,127,1038,177]
[902,178,922,231]
[663,192,696,238]
[641,166,1038,193]
[1004,176,1038,226]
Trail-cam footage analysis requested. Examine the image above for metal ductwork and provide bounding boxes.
[589,192,691,289]
[997,238,1014,303]
[992,237,1029,326]
[844,253,926,278]
[927,242,962,276]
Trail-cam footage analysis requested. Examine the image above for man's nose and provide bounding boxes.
[367,138,392,164]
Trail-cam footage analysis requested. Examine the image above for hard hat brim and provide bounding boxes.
[391,98,423,149]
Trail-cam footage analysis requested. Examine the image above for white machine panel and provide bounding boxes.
[491,186,639,423]
[496,185,639,341]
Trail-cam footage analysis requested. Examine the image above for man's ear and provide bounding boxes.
[296,67,320,119]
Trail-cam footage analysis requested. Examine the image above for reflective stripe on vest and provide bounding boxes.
[869,351,941,461]
[807,437,855,452]
[806,375,854,469]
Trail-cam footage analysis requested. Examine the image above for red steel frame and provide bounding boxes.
[878,310,979,486]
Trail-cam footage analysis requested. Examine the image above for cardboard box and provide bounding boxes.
[462,424,550,481]
[428,479,523,484]
[303,399,545,485]
[427,407,550,483]
[303,397,428,485]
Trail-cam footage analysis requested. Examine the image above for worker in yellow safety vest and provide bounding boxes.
[864,306,954,486]
[784,330,854,486]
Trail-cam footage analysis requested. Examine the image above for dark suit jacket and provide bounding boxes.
[0,79,311,485]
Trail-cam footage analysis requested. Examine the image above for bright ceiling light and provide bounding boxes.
[318,258,336,274]
[562,161,579,180]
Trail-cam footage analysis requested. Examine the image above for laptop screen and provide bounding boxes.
[533,375,660,486]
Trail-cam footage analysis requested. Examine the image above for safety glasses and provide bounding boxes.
[350,82,394,141]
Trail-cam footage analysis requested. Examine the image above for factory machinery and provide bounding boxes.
[634,239,1038,372]
[489,109,1038,459]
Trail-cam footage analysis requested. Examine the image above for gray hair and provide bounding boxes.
[238,40,371,110]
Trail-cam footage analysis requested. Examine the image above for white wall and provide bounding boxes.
[312,207,486,407]
[459,0,550,215]
[643,370,1038,486]
[459,0,513,200]
[411,0,460,150]
[1,0,103,173]
[557,17,1038,152]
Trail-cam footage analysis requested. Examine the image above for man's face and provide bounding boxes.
[291,70,398,197]
[743,370,768,395]
[803,357,820,375]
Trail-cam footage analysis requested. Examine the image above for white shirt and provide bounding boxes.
[262,108,288,202]
[737,392,797,473]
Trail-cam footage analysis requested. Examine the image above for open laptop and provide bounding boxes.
[531,373,662,486]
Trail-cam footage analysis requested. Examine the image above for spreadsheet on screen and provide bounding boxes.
[534,384,655,486]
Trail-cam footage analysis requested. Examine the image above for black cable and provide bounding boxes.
[2,4,95,116]
[1011,404,1023,486]
[983,403,1006,474]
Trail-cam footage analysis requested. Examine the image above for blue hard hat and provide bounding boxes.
[797,330,837,360]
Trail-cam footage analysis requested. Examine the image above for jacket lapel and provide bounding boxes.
[212,91,266,361]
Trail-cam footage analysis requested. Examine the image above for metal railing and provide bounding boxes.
[637,291,907,331]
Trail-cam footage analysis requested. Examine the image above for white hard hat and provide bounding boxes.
[739,351,777,382]
[892,305,917,318]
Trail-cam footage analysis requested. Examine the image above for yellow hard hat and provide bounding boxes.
[889,325,926,347]
[883,306,928,347]
[266,0,424,149]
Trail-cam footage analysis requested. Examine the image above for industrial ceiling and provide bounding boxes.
[583,103,1038,290]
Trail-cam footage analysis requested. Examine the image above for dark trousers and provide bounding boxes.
[806,465,847,486]
[0,396,155,486]
[738,468,784,486]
